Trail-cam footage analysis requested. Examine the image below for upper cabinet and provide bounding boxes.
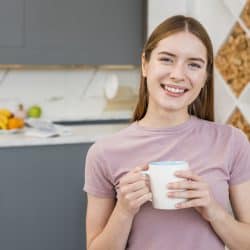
[0,0,146,65]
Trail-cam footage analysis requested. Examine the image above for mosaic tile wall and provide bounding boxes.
[215,0,250,140]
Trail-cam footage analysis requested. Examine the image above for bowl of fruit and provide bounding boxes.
[0,108,25,134]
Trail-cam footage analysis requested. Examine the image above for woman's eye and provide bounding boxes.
[159,57,173,63]
[189,63,201,69]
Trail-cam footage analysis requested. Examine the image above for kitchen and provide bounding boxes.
[0,1,249,250]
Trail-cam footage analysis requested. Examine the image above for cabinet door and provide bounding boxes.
[0,0,145,65]
[0,143,92,250]
[0,0,24,47]
[0,0,25,63]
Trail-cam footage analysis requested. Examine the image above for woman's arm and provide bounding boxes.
[86,165,152,250]
[168,171,250,250]
[86,194,134,250]
[208,181,250,250]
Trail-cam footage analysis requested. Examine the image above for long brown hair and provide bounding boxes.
[132,15,214,122]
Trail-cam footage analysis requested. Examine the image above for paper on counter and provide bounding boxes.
[24,118,72,138]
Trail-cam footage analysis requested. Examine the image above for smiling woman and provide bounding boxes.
[133,16,214,124]
[139,31,208,119]
[83,15,250,250]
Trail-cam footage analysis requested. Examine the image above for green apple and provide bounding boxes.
[27,105,42,118]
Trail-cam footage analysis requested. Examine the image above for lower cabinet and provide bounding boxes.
[0,143,92,250]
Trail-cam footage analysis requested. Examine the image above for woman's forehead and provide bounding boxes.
[154,32,207,60]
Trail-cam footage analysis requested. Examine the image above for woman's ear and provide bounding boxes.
[141,53,148,78]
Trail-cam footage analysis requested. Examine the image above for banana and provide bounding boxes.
[0,120,7,129]
[0,114,8,125]
[0,109,12,118]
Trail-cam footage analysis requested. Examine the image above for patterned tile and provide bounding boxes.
[215,23,250,97]
[214,70,236,123]
[227,108,250,140]
[241,0,250,28]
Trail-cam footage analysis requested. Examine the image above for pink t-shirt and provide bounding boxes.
[83,115,250,250]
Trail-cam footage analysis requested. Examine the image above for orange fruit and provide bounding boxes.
[7,117,24,129]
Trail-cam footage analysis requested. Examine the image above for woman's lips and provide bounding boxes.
[160,84,189,97]
[163,84,189,91]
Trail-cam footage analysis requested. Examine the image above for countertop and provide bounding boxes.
[0,123,129,148]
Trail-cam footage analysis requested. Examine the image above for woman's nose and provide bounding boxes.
[169,63,185,81]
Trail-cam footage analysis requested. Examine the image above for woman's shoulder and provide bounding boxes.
[196,117,233,132]
[197,119,249,145]
[90,122,136,150]
[195,117,249,143]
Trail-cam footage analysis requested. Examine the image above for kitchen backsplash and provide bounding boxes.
[0,67,140,121]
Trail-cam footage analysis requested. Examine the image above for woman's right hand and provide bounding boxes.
[116,165,152,217]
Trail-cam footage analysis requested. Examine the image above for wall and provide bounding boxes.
[0,67,139,121]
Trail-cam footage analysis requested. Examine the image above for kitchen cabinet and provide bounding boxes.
[0,0,145,65]
[0,143,91,250]
[0,0,24,48]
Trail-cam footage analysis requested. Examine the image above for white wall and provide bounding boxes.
[0,68,139,121]
[147,0,188,35]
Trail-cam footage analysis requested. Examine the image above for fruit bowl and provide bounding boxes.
[0,108,25,132]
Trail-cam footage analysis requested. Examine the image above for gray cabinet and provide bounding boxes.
[0,143,92,250]
[0,0,24,48]
[0,0,145,65]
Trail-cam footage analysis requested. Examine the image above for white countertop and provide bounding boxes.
[0,123,128,148]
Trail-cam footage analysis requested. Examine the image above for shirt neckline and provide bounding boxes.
[131,115,198,134]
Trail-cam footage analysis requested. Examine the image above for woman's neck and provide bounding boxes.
[138,108,191,129]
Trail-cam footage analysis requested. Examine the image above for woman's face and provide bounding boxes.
[142,31,208,115]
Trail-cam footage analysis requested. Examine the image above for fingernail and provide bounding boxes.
[167,183,172,188]
[149,193,153,201]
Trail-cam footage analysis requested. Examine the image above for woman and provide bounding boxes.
[83,15,250,250]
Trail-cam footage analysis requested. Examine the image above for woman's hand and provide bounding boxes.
[167,170,221,222]
[116,165,152,217]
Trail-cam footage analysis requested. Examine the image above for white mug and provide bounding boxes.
[143,161,189,210]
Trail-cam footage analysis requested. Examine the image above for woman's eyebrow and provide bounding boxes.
[188,57,206,64]
[158,51,175,57]
[158,51,205,64]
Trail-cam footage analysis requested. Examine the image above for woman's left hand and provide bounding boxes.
[167,170,221,222]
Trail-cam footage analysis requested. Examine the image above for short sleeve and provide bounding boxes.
[229,127,250,185]
[83,142,115,198]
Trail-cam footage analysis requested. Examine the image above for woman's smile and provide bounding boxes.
[160,83,189,97]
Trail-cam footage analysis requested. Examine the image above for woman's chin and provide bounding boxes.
[160,105,187,113]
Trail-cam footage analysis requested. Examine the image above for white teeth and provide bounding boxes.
[164,86,185,93]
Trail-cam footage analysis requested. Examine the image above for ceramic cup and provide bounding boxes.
[143,161,189,210]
